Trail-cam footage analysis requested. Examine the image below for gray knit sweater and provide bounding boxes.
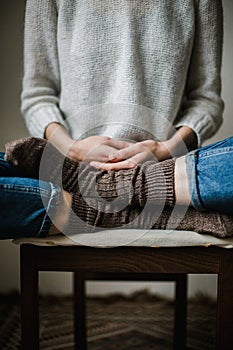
[21,0,224,146]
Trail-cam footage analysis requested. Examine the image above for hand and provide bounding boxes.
[68,136,130,163]
[44,124,130,163]
[90,140,172,170]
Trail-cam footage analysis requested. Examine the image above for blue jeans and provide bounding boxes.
[0,153,61,239]
[186,136,233,216]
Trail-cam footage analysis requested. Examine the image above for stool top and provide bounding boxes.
[13,229,233,249]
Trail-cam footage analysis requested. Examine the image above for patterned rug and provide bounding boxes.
[0,291,216,350]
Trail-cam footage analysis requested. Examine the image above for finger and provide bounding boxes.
[90,159,137,170]
[108,152,152,169]
[126,152,150,165]
[109,144,141,161]
[83,145,120,162]
[106,139,131,150]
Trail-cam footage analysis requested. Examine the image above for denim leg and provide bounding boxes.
[186,136,233,215]
[0,177,61,239]
[0,152,29,177]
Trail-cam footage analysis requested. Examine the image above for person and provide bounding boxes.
[21,0,223,167]
[0,0,228,239]
[1,135,233,240]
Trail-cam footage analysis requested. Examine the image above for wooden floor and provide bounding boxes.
[0,291,216,350]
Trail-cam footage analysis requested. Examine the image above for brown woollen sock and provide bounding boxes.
[65,201,233,237]
[65,177,233,237]
[152,206,233,238]
[5,137,48,178]
[4,137,81,189]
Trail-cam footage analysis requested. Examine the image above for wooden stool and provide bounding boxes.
[16,230,233,350]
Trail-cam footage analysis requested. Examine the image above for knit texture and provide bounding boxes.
[65,200,233,238]
[22,0,224,145]
[4,137,47,179]
[5,138,80,189]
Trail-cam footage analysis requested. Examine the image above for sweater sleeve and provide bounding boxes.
[175,0,224,146]
[21,0,68,138]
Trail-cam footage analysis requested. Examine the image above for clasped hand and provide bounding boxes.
[68,136,172,170]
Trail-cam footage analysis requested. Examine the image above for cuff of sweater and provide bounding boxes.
[175,112,220,147]
[24,104,69,138]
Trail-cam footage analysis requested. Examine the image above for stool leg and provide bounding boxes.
[20,245,39,350]
[73,272,87,350]
[216,254,233,350]
[173,274,187,350]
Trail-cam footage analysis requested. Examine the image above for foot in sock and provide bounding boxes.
[65,195,233,238]
[152,206,233,238]
[5,137,47,178]
[5,137,81,190]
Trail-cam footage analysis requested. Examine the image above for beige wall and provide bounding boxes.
[0,0,232,297]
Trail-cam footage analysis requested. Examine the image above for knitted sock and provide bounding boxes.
[64,198,233,238]
[5,137,47,178]
[5,137,81,189]
[153,206,233,238]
